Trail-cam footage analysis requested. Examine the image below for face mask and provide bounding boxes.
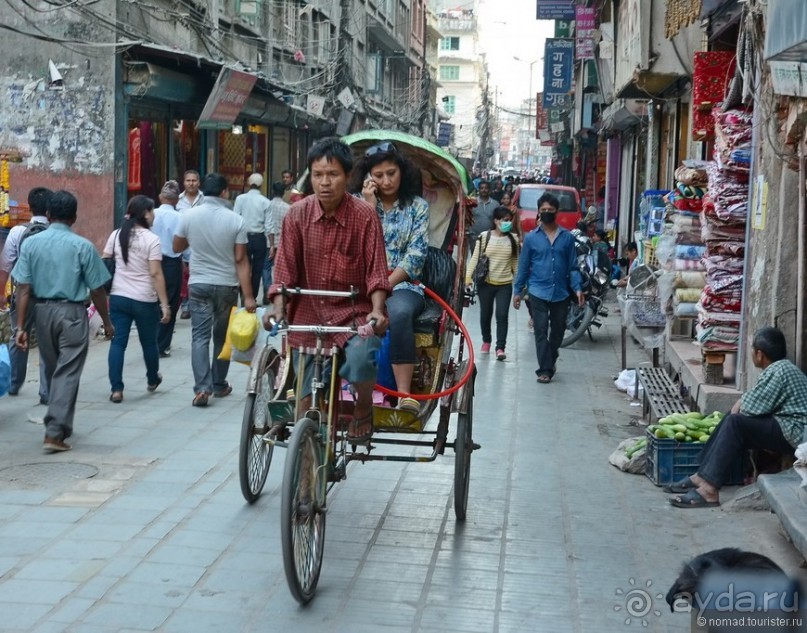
[540,211,557,225]
[500,221,513,233]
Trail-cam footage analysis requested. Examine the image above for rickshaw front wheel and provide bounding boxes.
[238,353,277,503]
[281,417,327,604]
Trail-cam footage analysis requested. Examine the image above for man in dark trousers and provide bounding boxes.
[152,180,185,357]
[12,191,114,453]
[668,326,807,508]
[513,193,583,383]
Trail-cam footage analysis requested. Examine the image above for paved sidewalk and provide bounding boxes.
[0,306,804,632]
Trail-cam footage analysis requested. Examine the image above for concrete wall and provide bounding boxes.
[0,5,117,249]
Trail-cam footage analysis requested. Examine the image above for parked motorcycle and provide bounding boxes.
[561,231,611,347]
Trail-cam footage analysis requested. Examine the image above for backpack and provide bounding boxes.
[17,222,48,255]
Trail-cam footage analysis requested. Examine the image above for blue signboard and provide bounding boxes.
[542,38,574,109]
[436,122,453,147]
[536,0,575,20]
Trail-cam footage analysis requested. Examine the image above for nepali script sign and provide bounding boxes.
[198,67,257,129]
[576,7,596,60]
[542,38,574,109]
[536,0,575,20]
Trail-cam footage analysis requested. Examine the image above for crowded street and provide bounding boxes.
[0,306,803,632]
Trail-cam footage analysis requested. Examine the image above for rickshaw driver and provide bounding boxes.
[264,137,391,443]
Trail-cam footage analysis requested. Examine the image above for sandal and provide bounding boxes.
[192,392,209,407]
[347,413,374,444]
[397,397,420,415]
[669,489,720,508]
[109,391,123,403]
[663,477,697,494]
[536,374,552,384]
[213,382,233,398]
[147,374,163,393]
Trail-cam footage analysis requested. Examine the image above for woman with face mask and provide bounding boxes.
[465,206,520,361]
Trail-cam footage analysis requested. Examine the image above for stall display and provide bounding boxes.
[695,108,752,374]
[0,150,30,250]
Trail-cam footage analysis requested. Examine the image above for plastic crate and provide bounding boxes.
[644,428,747,486]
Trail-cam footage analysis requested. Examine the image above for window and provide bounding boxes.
[439,65,460,81]
[444,95,456,114]
[440,37,460,51]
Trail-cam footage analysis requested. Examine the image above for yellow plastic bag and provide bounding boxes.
[217,307,237,361]
[230,309,259,352]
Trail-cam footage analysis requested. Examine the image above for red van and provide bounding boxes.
[512,184,583,233]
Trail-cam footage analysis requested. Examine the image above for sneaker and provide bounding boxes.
[481,342,491,354]
[43,437,71,453]
[496,349,506,361]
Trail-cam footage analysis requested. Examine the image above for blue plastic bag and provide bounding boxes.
[375,330,396,390]
[0,343,10,398]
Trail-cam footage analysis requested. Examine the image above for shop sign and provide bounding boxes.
[536,0,575,21]
[542,38,574,109]
[770,61,807,97]
[336,108,354,136]
[436,122,453,147]
[575,7,596,60]
[198,67,257,129]
[555,19,574,38]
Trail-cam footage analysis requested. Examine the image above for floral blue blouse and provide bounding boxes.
[376,195,430,295]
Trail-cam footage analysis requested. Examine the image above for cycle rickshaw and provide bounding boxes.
[237,130,478,604]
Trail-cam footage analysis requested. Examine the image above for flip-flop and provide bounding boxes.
[536,375,552,384]
[347,414,374,444]
[669,489,720,508]
[663,477,698,494]
[397,397,420,415]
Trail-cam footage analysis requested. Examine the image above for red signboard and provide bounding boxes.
[198,67,257,129]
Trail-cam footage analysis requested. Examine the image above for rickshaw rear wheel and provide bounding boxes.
[238,349,277,503]
[454,379,473,521]
[281,417,327,604]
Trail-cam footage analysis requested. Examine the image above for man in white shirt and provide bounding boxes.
[177,170,204,319]
[233,173,271,301]
[152,180,185,357]
[262,181,290,302]
[173,173,256,407]
[0,187,51,402]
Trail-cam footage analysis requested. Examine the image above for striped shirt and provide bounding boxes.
[466,231,519,286]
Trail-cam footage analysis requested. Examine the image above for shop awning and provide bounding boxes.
[765,0,807,61]
[615,71,684,100]
[599,99,647,131]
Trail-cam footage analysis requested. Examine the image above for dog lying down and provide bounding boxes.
[666,548,787,612]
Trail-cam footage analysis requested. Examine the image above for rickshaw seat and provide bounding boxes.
[414,246,456,333]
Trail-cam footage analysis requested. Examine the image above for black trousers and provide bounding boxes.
[698,412,793,488]
[477,282,512,350]
[158,256,183,353]
[529,295,569,377]
[246,233,267,301]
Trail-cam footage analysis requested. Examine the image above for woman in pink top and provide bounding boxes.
[103,196,171,402]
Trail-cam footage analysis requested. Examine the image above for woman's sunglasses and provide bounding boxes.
[365,141,396,157]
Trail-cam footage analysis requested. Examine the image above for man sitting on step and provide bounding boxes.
[668,326,807,508]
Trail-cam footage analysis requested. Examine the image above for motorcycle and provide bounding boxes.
[561,231,611,347]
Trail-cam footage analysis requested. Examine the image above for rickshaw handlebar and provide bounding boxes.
[266,318,377,339]
[277,286,359,299]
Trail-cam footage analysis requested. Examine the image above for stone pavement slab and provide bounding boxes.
[0,308,805,632]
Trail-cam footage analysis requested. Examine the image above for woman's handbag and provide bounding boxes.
[472,232,491,287]
[102,230,119,293]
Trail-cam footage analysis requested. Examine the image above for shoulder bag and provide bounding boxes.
[102,230,119,293]
[472,231,491,287]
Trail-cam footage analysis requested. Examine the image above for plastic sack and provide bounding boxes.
[218,307,238,361]
[230,309,259,352]
[0,343,10,398]
[87,304,104,338]
[655,235,676,267]
[608,436,648,474]
[614,369,643,399]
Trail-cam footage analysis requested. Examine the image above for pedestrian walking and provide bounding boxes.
[103,195,171,403]
[513,193,583,383]
[172,173,256,407]
[233,173,271,301]
[11,190,114,453]
[263,181,290,303]
[281,169,300,204]
[177,170,205,319]
[151,180,185,357]
[0,187,52,402]
[469,181,498,255]
[467,206,519,361]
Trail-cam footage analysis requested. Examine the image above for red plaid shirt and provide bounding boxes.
[270,193,390,349]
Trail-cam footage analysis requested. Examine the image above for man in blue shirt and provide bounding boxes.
[152,180,185,357]
[513,193,583,383]
[12,191,114,453]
